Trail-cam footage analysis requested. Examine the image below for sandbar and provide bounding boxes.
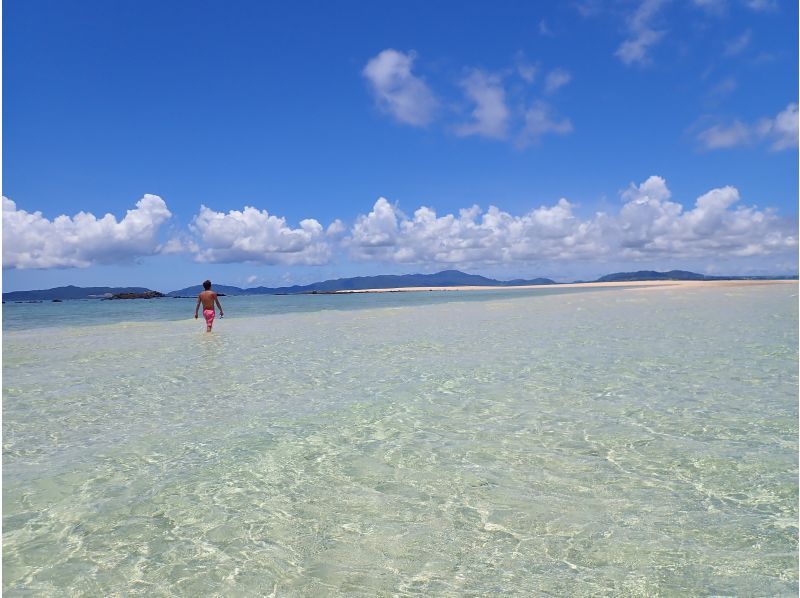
[332,279,797,294]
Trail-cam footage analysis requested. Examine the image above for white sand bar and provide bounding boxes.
[333,279,797,294]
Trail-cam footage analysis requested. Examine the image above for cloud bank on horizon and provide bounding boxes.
[4,176,796,272]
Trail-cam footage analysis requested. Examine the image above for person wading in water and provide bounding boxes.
[194,280,224,332]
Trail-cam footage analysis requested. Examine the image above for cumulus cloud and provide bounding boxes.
[616,0,667,66]
[350,197,401,249]
[616,176,795,257]
[160,235,199,255]
[326,219,346,237]
[189,205,332,265]
[519,101,573,146]
[544,69,572,94]
[362,49,438,126]
[347,196,606,264]
[9,178,794,273]
[3,194,172,269]
[454,71,510,139]
[346,177,796,266]
[697,103,798,151]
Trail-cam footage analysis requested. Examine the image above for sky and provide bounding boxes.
[3,0,798,292]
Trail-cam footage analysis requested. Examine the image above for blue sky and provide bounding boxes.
[3,0,798,291]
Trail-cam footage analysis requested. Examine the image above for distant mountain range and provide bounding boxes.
[166,270,556,297]
[594,270,798,282]
[3,270,796,301]
[3,285,154,302]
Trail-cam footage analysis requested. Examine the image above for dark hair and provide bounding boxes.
[203,280,212,290]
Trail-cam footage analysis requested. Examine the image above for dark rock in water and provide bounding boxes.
[106,291,165,300]
[52,299,63,302]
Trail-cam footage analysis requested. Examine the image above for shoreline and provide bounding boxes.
[331,279,798,294]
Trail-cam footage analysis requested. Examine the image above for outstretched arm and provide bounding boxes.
[215,296,224,317]
[194,296,201,319]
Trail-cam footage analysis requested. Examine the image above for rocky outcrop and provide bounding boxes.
[107,291,165,300]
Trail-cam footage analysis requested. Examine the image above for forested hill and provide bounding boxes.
[165,270,556,296]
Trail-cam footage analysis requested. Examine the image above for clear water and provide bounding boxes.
[2,286,620,332]
[3,284,798,596]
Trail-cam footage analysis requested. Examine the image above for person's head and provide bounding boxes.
[203,280,212,290]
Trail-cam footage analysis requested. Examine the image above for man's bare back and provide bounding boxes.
[198,290,218,309]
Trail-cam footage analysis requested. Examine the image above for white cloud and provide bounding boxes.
[362,49,438,126]
[347,196,606,264]
[160,235,199,255]
[361,50,572,148]
[538,20,554,36]
[544,68,572,94]
[189,205,332,265]
[3,194,172,269]
[616,176,796,258]
[757,103,799,151]
[8,179,794,273]
[697,120,751,148]
[697,103,798,151]
[724,30,751,56]
[615,0,667,66]
[349,197,401,250]
[621,175,672,202]
[346,177,796,266]
[326,219,346,237]
[519,101,573,146]
[454,71,510,139]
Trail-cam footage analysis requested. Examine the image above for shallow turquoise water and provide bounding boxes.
[2,286,621,332]
[3,284,798,596]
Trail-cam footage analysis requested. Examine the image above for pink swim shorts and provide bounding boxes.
[203,308,215,326]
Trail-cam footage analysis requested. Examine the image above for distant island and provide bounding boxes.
[3,285,157,302]
[3,269,797,302]
[166,270,556,297]
[106,291,165,300]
